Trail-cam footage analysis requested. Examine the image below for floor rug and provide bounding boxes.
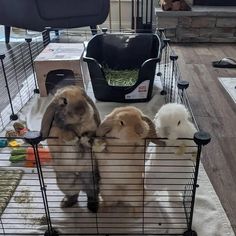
[218,77,236,103]
[0,169,23,215]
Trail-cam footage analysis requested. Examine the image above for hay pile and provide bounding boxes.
[104,69,139,87]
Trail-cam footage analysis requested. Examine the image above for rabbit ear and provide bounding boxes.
[96,117,113,137]
[40,102,57,140]
[81,90,101,126]
[142,116,157,139]
[134,123,145,136]
[142,116,165,146]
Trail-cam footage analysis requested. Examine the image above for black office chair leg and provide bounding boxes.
[4,26,11,44]
[90,25,97,35]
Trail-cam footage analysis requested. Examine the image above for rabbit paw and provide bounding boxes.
[80,136,92,148]
[92,139,106,152]
[175,145,186,155]
[60,194,78,208]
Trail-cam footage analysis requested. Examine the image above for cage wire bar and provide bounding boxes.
[0,34,45,132]
[154,33,198,130]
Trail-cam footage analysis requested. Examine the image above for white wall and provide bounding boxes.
[100,0,133,31]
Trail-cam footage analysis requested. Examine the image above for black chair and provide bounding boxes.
[0,0,110,43]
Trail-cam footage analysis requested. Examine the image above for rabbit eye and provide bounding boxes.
[63,98,67,105]
[177,120,181,126]
[59,97,68,106]
[59,97,67,107]
[120,120,125,126]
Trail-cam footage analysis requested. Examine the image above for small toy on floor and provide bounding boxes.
[8,140,21,148]
[9,146,52,166]
[10,148,27,163]
[13,122,29,136]
[4,122,29,148]
[0,139,8,148]
[25,147,52,167]
[13,122,25,132]
[5,130,18,139]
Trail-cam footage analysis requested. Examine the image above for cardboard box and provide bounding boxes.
[34,43,85,97]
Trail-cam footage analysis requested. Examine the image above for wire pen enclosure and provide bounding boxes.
[0,36,44,131]
[0,28,211,236]
[83,30,161,102]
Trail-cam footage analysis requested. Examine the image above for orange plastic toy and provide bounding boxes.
[25,147,52,167]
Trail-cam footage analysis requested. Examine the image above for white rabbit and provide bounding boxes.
[145,103,198,200]
[153,102,197,157]
[40,86,101,212]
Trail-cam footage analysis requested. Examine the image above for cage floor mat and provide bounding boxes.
[0,160,194,235]
[0,169,23,215]
[0,163,234,236]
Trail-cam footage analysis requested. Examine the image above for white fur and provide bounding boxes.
[97,141,145,209]
[145,103,198,200]
[154,103,197,154]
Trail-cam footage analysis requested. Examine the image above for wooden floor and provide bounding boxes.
[172,43,236,234]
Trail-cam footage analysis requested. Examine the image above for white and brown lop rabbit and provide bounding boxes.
[95,106,158,211]
[40,86,101,213]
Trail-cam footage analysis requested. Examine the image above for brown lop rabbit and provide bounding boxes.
[40,86,101,213]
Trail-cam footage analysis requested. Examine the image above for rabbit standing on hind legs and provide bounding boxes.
[40,86,101,213]
[147,103,198,198]
[95,106,160,213]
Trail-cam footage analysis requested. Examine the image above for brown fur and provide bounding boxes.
[40,85,100,212]
[96,106,150,142]
[160,0,191,11]
[41,86,100,140]
[96,106,155,212]
[41,85,100,172]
